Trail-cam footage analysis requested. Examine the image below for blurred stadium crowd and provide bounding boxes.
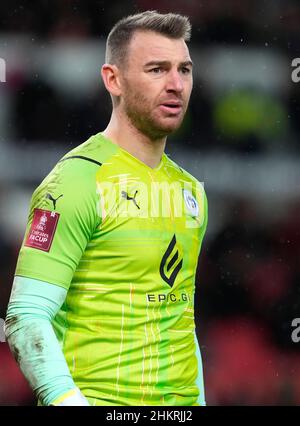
[0,0,300,405]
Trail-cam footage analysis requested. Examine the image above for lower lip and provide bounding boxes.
[159,105,182,115]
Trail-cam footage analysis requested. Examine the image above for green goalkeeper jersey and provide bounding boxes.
[15,132,208,406]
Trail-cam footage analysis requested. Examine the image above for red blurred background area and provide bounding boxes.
[0,344,34,405]
[204,318,300,405]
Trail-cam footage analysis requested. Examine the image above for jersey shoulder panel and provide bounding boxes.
[33,151,100,223]
[15,142,107,289]
[59,132,119,166]
[164,153,202,185]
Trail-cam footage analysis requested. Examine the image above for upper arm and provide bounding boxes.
[15,159,101,290]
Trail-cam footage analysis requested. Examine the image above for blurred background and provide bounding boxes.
[0,0,300,406]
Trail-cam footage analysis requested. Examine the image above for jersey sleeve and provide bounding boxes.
[15,158,101,290]
[201,186,208,237]
[194,179,208,241]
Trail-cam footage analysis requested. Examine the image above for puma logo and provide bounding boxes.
[121,190,140,209]
[46,193,63,210]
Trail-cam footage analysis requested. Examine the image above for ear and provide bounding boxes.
[101,64,122,98]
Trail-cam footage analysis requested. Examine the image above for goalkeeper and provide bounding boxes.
[5,11,208,406]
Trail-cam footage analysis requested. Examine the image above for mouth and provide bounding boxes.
[159,102,183,115]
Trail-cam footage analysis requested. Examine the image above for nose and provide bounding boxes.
[165,69,184,94]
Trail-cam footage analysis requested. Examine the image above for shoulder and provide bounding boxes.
[164,153,203,187]
[31,134,116,208]
[38,133,118,190]
[58,132,118,166]
[164,153,208,214]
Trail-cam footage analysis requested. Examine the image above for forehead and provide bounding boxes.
[127,30,191,64]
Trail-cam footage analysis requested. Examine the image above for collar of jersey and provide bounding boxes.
[99,132,167,173]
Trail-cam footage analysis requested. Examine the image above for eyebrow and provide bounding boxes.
[144,60,193,68]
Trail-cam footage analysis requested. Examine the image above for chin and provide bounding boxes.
[152,127,180,139]
[159,121,183,135]
[163,126,180,135]
[143,115,184,139]
[159,114,183,126]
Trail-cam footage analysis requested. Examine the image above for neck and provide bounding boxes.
[101,109,167,169]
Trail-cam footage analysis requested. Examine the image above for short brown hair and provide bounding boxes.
[105,10,191,65]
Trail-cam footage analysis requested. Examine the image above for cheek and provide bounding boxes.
[133,88,158,110]
[133,76,162,98]
[188,81,193,95]
[132,91,152,109]
[184,81,193,98]
[123,77,161,111]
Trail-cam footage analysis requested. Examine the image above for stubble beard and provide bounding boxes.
[122,87,186,141]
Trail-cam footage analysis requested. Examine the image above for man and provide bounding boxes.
[5,10,208,406]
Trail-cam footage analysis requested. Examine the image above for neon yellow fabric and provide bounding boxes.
[51,388,77,405]
[15,133,208,406]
